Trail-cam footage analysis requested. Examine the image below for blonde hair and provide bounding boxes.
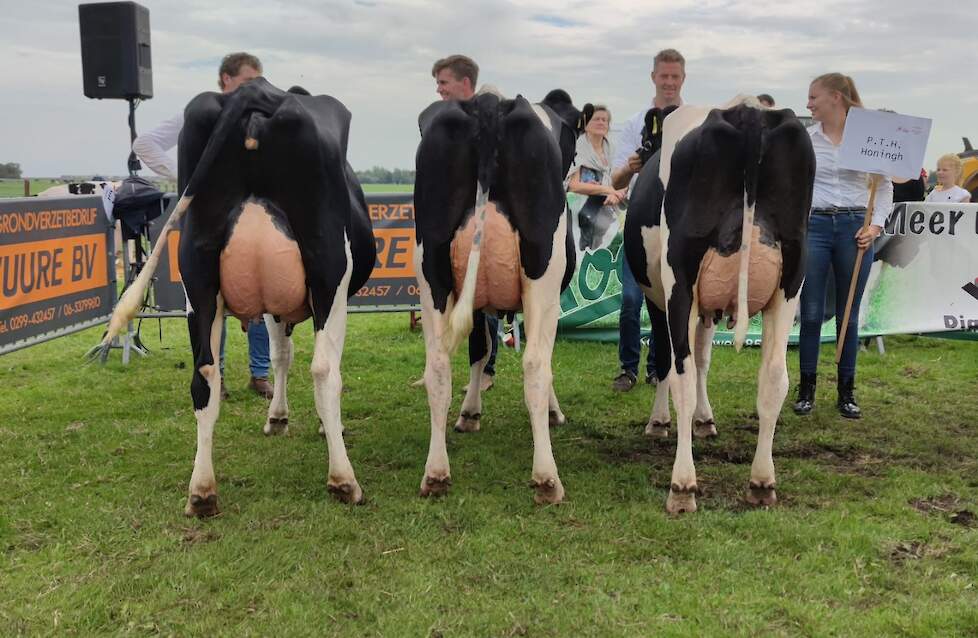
[812,73,862,111]
[937,153,964,186]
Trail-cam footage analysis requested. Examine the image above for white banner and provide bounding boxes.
[862,202,978,336]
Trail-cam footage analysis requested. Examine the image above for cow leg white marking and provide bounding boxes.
[645,379,671,437]
[417,245,454,497]
[310,237,362,504]
[455,318,490,433]
[667,294,700,514]
[263,314,292,436]
[692,318,718,439]
[548,384,566,427]
[747,290,797,507]
[521,214,567,505]
[186,293,225,517]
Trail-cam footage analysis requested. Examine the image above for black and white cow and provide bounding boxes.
[624,96,815,513]
[99,78,376,515]
[412,89,579,504]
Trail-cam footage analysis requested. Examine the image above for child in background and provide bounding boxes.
[925,154,971,203]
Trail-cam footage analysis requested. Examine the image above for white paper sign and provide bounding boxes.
[100,182,116,222]
[839,107,932,179]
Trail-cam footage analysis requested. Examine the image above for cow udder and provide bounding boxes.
[450,202,523,312]
[697,225,782,317]
[220,201,310,324]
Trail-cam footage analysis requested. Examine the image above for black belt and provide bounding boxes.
[811,206,866,214]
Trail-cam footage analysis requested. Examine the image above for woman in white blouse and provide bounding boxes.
[792,73,893,420]
[925,154,971,203]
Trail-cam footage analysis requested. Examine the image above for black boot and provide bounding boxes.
[837,376,861,419]
[792,373,817,415]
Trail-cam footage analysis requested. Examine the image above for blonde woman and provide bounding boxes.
[793,73,893,419]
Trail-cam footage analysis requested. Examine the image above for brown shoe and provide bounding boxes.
[611,370,637,392]
[248,376,273,399]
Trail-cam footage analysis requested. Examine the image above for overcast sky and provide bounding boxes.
[3,0,976,179]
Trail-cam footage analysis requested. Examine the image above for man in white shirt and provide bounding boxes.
[132,52,272,399]
[608,48,686,392]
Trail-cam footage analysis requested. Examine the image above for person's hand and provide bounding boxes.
[855,224,882,250]
[626,153,643,173]
[604,190,624,206]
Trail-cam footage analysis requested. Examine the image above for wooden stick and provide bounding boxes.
[835,174,879,363]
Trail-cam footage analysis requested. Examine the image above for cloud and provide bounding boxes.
[1,0,975,177]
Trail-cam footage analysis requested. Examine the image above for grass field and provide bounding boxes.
[2,315,977,636]
[0,180,411,198]
[0,179,63,198]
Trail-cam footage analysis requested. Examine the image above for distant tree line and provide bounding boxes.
[0,163,23,178]
[355,166,414,184]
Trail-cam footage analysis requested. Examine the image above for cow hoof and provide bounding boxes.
[746,481,777,507]
[693,419,718,439]
[666,484,698,514]
[453,412,481,433]
[549,410,566,428]
[419,475,452,498]
[327,480,364,505]
[185,493,220,518]
[263,416,289,436]
[530,477,564,505]
[645,421,671,438]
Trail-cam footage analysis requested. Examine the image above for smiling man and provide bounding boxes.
[609,48,686,392]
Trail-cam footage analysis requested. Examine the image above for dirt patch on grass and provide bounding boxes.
[910,494,976,527]
[180,527,221,545]
[886,539,953,564]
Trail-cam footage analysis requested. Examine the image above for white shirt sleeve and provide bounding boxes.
[612,113,641,171]
[132,112,183,181]
[872,175,894,227]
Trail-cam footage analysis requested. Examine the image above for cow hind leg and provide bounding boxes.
[645,302,671,437]
[455,313,490,433]
[747,289,797,507]
[521,214,567,505]
[186,293,225,517]
[667,296,701,515]
[417,249,454,497]
[692,318,718,439]
[263,314,293,436]
[310,239,362,505]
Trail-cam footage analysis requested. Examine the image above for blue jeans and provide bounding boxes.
[798,212,874,379]
[485,314,499,376]
[219,317,271,378]
[618,255,655,377]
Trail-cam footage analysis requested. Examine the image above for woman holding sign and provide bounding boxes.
[793,73,893,419]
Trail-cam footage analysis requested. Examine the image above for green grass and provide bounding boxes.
[0,179,62,198]
[0,181,411,198]
[2,315,977,636]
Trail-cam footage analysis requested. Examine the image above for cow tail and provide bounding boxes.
[734,109,763,352]
[442,185,488,353]
[100,194,193,346]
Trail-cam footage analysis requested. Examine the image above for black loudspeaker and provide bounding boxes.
[79,2,152,99]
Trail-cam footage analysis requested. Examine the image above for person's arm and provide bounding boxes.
[568,169,626,205]
[857,175,894,249]
[132,113,182,181]
[611,115,641,189]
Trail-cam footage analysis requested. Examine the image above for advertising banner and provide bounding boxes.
[147,193,422,314]
[0,195,115,354]
[862,202,978,338]
[351,193,420,311]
